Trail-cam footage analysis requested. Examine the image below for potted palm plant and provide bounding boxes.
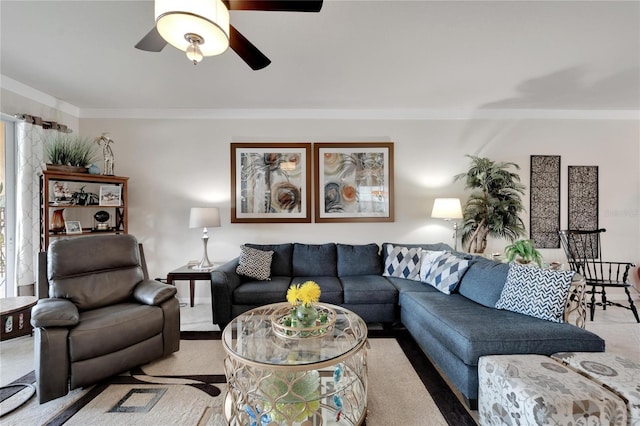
[45,134,97,173]
[455,155,526,253]
[504,239,543,267]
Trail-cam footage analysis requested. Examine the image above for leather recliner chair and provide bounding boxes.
[31,234,180,403]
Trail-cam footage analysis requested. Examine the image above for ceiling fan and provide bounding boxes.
[135,0,323,70]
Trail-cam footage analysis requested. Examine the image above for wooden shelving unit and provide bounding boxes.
[39,170,128,251]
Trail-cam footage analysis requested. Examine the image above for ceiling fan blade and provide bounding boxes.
[229,25,271,70]
[224,0,322,12]
[135,27,167,52]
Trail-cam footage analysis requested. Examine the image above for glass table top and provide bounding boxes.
[222,303,367,368]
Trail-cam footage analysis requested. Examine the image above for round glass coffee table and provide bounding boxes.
[222,302,368,426]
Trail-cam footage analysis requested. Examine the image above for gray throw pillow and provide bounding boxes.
[236,245,273,281]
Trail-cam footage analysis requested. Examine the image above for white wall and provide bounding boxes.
[78,117,640,304]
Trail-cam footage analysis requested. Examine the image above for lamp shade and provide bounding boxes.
[189,207,221,228]
[155,0,229,57]
[431,198,463,219]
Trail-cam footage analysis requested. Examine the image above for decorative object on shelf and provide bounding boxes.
[99,185,122,206]
[93,210,111,230]
[455,155,526,253]
[260,370,321,422]
[431,198,463,251]
[88,163,100,175]
[314,142,394,223]
[50,209,66,233]
[231,143,311,223]
[71,186,99,205]
[94,134,115,176]
[45,134,97,173]
[530,155,561,248]
[189,207,221,270]
[64,220,82,235]
[504,239,543,267]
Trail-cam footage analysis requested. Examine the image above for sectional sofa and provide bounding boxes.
[210,242,605,407]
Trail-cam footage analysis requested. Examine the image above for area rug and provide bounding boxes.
[1,330,476,425]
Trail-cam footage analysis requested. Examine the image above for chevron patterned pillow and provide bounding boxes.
[236,245,274,281]
[424,252,472,294]
[495,263,575,322]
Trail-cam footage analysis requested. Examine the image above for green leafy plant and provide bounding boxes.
[46,134,97,167]
[504,239,543,267]
[455,155,526,253]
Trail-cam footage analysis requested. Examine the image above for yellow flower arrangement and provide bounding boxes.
[287,281,321,307]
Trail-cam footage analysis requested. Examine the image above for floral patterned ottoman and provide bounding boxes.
[478,354,627,425]
[552,352,640,426]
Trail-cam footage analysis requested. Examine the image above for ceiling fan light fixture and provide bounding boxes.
[155,0,230,58]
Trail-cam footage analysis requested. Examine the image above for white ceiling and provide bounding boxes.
[1,0,639,115]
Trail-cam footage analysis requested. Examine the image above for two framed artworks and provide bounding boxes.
[231,142,394,223]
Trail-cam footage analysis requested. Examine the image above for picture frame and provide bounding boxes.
[231,143,312,223]
[65,220,82,234]
[314,142,394,223]
[99,185,122,206]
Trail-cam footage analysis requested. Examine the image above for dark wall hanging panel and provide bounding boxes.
[568,165,599,230]
[530,155,561,248]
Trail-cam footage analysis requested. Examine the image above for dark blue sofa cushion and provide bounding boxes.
[341,275,397,304]
[386,276,436,296]
[457,257,509,307]
[399,291,605,366]
[292,243,337,277]
[337,243,382,276]
[292,276,343,304]
[246,243,293,277]
[233,276,292,305]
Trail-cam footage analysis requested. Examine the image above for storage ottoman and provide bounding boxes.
[478,354,627,425]
[552,352,640,426]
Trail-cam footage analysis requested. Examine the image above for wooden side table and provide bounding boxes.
[166,265,217,308]
[1,296,37,341]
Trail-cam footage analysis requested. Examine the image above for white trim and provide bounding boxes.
[0,75,80,118]
[79,107,639,121]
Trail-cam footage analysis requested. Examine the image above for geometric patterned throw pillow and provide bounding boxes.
[382,244,423,281]
[424,252,472,294]
[236,245,274,281]
[419,250,447,283]
[495,263,575,323]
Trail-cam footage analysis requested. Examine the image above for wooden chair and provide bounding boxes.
[559,229,639,323]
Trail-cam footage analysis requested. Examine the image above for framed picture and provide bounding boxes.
[231,143,312,223]
[65,220,82,234]
[314,142,394,222]
[99,185,121,206]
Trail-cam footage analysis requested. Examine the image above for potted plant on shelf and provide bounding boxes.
[455,155,527,253]
[45,134,97,173]
[504,239,543,267]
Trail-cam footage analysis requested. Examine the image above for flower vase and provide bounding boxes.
[296,304,318,327]
[51,209,65,233]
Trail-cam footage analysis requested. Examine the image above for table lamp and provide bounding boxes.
[189,207,221,270]
[431,198,463,251]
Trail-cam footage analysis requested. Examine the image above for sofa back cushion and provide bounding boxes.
[48,234,144,311]
[457,256,510,307]
[337,243,382,276]
[292,243,337,276]
[245,243,293,276]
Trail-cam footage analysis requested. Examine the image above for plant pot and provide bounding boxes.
[46,164,88,174]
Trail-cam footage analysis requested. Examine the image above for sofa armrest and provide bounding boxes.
[31,298,79,328]
[134,279,177,306]
[210,257,241,328]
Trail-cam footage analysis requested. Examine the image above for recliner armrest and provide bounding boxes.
[134,279,177,306]
[31,298,79,328]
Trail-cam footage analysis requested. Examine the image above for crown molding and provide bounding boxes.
[1,74,80,117]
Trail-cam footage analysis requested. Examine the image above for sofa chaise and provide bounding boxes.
[210,242,605,407]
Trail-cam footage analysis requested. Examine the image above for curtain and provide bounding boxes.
[15,121,50,287]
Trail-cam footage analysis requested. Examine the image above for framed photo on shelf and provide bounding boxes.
[314,142,394,223]
[231,143,312,223]
[99,185,121,206]
[65,220,82,234]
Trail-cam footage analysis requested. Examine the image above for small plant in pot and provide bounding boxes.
[504,239,543,267]
[46,134,97,172]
